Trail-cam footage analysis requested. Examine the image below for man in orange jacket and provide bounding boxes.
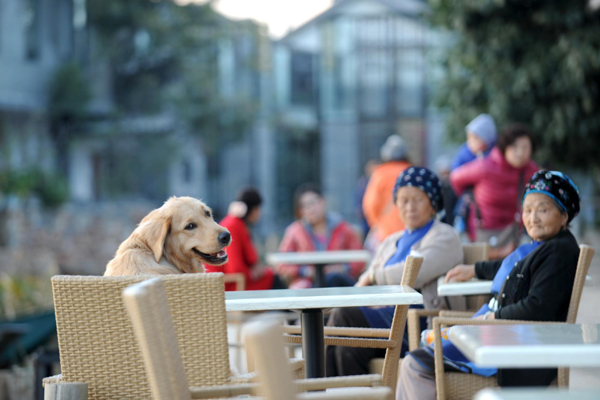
[362,135,411,251]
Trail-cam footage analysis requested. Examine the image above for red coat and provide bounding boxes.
[277,218,365,287]
[450,147,538,238]
[205,215,274,291]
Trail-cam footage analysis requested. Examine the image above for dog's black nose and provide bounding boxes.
[218,231,231,245]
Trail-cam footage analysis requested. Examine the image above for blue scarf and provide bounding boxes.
[361,220,435,329]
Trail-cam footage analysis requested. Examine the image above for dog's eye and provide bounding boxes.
[205,211,211,218]
[185,223,197,230]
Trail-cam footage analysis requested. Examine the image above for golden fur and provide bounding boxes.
[104,196,231,276]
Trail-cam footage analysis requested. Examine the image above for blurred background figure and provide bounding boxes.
[434,155,457,226]
[451,114,497,171]
[206,187,285,290]
[450,124,538,259]
[451,114,497,235]
[355,159,381,239]
[362,135,411,253]
[277,184,365,289]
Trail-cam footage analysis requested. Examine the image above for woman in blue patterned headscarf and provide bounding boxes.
[326,167,464,378]
[397,170,581,400]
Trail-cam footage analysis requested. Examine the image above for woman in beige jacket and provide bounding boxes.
[326,167,463,377]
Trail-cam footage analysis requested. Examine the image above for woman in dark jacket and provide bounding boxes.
[396,170,581,400]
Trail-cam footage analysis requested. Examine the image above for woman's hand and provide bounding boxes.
[355,272,372,287]
[445,264,476,283]
[250,264,267,280]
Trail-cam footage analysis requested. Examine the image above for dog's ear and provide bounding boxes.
[137,210,171,263]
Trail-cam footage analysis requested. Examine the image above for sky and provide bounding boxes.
[175,0,334,38]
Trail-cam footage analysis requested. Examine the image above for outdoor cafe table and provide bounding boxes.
[437,275,592,297]
[266,250,372,288]
[225,285,422,378]
[437,276,493,297]
[475,388,600,400]
[448,323,600,368]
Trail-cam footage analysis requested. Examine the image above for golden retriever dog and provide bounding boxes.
[104,196,231,276]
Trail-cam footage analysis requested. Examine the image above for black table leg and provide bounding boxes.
[301,308,325,378]
[314,264,325,288]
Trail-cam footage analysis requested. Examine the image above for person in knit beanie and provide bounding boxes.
[451,114,497,171]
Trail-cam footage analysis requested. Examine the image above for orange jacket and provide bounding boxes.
[362,161,410,240]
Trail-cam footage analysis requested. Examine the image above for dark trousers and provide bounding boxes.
[325,307,386,377]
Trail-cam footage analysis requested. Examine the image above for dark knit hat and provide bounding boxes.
[393,167,444,212]
[523,170,580,223]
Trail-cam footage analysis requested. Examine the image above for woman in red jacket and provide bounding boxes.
[450,124,538,259]
[206,187,284,291]
[277,184,365,289]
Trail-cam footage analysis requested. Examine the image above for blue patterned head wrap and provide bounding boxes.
[523,170,580,223]
[393,167,444,212]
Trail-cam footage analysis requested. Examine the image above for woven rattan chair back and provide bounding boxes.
[51,274,230,400]
[245,319,297,400]
[123,278,191,400]
[566,245,594,324]
[380,255,423,392]
[462,243,490,310]
[461,243,489,265]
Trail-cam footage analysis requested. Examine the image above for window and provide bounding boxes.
[290,51,317,106]
[23,0,40,61]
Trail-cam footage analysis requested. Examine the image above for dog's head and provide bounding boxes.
[136,196,231,272]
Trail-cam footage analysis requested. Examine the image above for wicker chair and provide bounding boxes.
[282,255,424,396]
[405,242,491,352]
[122,278,393,400]
[432,244,595,400]
[43,274,257,400]
[245,317,393,400]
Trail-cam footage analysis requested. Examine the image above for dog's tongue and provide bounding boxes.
[215,250,227,258]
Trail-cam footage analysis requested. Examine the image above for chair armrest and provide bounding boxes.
[283,325,390,339]
[438,311,475,318]
[190,374,384,398]
[297,387,393,400]
[407,309,440,351]
[190,383,256,399]
[285,334,393,349]
[42,374,62,387]
[296,374,383,391]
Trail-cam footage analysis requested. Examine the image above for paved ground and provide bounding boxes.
[571,231,600,389]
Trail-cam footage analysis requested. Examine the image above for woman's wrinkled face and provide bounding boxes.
[505,136,532,168]
[395,186,435,230]
[522,193,568,242]
[299,192,326,225]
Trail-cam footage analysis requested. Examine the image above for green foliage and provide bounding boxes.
[88,0,259,153]
[48,61,92,121]
[0,274,54,319]
[428,0,600,169]
[0,169,69,208]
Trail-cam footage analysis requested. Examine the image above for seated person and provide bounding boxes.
[206,187,284,291]
[397,170,581,400]
[277,183,365,289]
[326,167,464,377]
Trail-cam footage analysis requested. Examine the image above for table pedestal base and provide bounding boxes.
[301,309,325,378]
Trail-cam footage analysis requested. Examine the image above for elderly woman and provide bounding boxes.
[397,170,581,400]
[326,167,463,377]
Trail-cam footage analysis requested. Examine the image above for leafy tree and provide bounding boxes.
[429,0,600,169]
[87,0,259,155]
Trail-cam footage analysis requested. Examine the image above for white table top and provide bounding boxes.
[449,323,600,368]
[475,388,600,400]
[437,276,493,296]
[265,250,372,266]
[225,285,422,311]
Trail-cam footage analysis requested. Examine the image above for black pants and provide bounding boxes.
[325,307,386,377]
